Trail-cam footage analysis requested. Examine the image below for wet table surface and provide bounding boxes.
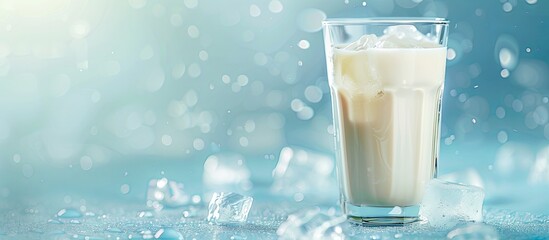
[2,155,549,240]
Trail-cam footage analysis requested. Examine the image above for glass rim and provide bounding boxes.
[322,17,449,26]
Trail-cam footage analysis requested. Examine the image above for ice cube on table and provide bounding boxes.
[147,178,190,210]
[203,153,251,193]
[271,146,336,199]
[277,208,347,240]
[446,223,499,240]
[419,178,485,228]
[439,168,485,189]
[207,192,253,225]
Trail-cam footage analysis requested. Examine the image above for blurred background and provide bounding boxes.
[0,0,548,214]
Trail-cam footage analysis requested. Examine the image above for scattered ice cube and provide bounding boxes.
[154,228,184,240]
[419,179,485,228]
[203,153,252,196]
[271,146,336,199]
[439,168,485,189]
[146,178,190,210]
[207,192,253,225]
[446,223,499,240]
[277,208,347,240]
[56,208,82,218]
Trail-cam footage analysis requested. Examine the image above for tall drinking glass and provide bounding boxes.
[322,18,449,225]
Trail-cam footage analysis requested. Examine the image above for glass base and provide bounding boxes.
[342,201,420,226]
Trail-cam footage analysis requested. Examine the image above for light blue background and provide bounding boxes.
[0,0,548,222]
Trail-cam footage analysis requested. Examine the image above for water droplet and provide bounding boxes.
[239,137,249,147]
[57,208,82,218]
[237,75,249,86]
[495,35,519,70]
[471,118,477,124]
[362,1,367,6]
[298,40,310,49]
[185,90,198,106]
[291,99,305,112]
[500,69,510,78]
[244,120,256,133]
[80,156,93,171]
[512,99,523,112]
[187,25,200,38]
[293,192,304,202]
[187,63,201,78]
[222,75,231,84]
[526,0,538,4]
[193,138,204,150]
[526,47,531,53]
[48,219,63,224]
[502,2,513,12]
[161,135,173,146]
[268,0,284,13]
[447,48,456,60]
[198,50,208,61]
[297,9,326,33]
[137,211,154,218]
[496,107,506,119]
[498,131,508,143]
[250,4,261,17]
[120,184,130,194]
[128,0,147,9]
[191,195,201,204]
[13,154,21,163]
[297,106,315,120]
[304,85,323,103]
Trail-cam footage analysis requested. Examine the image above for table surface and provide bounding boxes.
[2,153,549,240]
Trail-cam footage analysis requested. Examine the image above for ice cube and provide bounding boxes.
[376,25,440,48]
[146,178,190,210]
[277,208,347,240]
[419,179,485,228]
[271,146,337,199]
[154,228,184,240]
[343,34,378,51]
[207,192,253,225]
[203,153,252,194]
[446,223,499,240]
[439,168,485,189]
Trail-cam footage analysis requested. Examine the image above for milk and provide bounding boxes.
[329,26,447,207]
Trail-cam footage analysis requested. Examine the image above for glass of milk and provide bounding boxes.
[322,18,449,225]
